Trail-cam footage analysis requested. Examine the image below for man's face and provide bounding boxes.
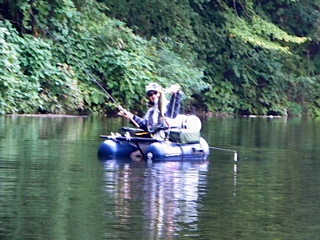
[147,91,160,102]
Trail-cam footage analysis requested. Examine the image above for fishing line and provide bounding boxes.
[209,146,238,161]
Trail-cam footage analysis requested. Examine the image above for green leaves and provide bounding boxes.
[1,0,320,116]
[0,21,27,114]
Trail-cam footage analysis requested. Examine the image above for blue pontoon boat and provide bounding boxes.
[98,115,210,161]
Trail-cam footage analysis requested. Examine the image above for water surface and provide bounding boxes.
[1,115,320,239]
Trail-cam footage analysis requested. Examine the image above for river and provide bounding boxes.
[0,115,320,239]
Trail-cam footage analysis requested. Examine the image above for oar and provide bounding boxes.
[209,146,238,161]
[170,93,177,119]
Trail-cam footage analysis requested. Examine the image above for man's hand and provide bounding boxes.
[166,84,180,94]
[118,109,134,119]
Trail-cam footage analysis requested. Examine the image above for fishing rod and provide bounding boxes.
[209,146,238,161]
[30,12,140,127]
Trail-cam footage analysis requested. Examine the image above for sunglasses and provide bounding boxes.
[147,91,158,97]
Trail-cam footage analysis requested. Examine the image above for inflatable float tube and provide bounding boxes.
[97,114,210,161]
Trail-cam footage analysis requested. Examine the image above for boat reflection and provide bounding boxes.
[100,159,209,238]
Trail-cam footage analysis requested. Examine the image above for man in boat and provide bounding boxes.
[120,82,182,140]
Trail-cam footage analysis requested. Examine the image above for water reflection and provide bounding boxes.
[101,160,208,238]
[2,116,320,239]
[234,162,238,197]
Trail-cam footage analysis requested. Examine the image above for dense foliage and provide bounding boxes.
[1,0,319,116]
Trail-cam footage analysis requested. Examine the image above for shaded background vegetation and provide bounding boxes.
[0,0,319,116]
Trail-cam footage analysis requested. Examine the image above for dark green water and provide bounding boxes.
[1,115,320,239]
